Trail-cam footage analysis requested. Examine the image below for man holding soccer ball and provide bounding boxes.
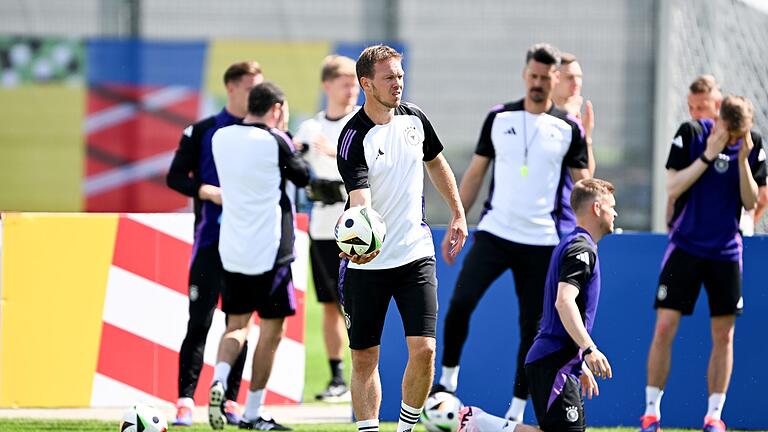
[336,44,468,432]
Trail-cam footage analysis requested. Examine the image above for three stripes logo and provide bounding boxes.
[575,251,590,266]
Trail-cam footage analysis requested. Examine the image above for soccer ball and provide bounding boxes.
[421,392,463,432]
[334,206,386,256]
[119,404,168,432]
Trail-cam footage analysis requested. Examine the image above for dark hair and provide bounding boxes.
[560,52,577,66]
[525,43,561,67]
[356,44,402,84]
[571,178,615,213]
[247,81,285,116]
[223,61,262,85]
[719,95,753,134]
[689,74,719,95]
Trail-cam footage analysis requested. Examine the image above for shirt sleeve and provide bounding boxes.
[474,111,496,158]
[665,122,693,171]
[558,239,596,291]
[274,130,310,187]
[337,128,369,193]
[166,123,202,197]
[749,132,767,186]
[563,121,589,169]
[417,110,444,162]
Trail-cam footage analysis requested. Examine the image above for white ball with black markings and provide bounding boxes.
[335,206,386,256]
[421,391,463,432]
[119,404,168,432]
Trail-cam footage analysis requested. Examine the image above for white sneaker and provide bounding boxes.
[457,406,481,432]
[208,381,225,430]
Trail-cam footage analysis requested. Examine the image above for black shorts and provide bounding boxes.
[189,243,224,303]
[525,349,585,432]
[221,264,296,318]
[310,239,341,303]
[339,256,437,350]
[655,245,742,316]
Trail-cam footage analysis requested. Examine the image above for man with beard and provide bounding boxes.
[434,43,591,423]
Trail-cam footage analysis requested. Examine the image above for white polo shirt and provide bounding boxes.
[475,99,588,246]
[337,102,444,270]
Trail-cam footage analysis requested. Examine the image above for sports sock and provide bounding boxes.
[176,397,194,409]
[212,362,231,391]
[397,401,422,432]
[357,419,379,432]
[243,389,266,421]
[504,397,526,421]
[706,392,726,420]
[438,366,459,392]
[474,408,517,431]
[644,386,663,418]
[329,358,345,384]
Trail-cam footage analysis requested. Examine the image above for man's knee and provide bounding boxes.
[408,337,436,366]
[653,310,681,344]
[225,313,252,333]
[711,316,735,348]
[352,346,380,373]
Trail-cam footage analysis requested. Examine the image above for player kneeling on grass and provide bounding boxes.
[458,178,616,432]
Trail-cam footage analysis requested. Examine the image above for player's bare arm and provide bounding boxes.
[738,130,759,210]
[569,167,591,182]
[584,100,596,176]
[339,188,380,264]
[425,153,468,264]
[555,281,612,379]
[198,184,222,205]
[457,154,491,215]
[667,125,728,199]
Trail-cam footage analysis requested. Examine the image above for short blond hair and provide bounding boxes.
[321,55,356,82]
[571,178,615,213]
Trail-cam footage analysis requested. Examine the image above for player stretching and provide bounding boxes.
[458,178,616,432]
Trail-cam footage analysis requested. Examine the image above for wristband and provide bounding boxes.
[582,345,595,356]
[699,153,715,165]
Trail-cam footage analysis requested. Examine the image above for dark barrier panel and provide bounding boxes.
[377,229,768,429]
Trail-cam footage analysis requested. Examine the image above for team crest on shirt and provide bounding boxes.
[714,154,730,174]
[657,284,668,301]
[565,406,579,422]
[404,125,420,146]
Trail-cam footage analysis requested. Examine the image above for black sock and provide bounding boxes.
[329,359,344,384]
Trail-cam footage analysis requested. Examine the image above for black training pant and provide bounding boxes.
[178,243,248,401]
[442,231,554,399]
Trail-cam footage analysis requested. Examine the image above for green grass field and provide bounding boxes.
[1,419,751,432]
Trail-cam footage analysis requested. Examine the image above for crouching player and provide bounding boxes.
[458,178,616,432]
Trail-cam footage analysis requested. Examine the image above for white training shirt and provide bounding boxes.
[294,107,360,240]
[475,99,588,246]
[212,123,309,275]
[337,102,444,270]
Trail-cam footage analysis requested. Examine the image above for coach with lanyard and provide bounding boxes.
[434,43,591,423]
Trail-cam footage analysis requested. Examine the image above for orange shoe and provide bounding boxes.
[703,416,726,432]
[640,414,662,432]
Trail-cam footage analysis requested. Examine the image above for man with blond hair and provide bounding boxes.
[294,55,360,402]
[458,178,617,432]
[639,96,766,432]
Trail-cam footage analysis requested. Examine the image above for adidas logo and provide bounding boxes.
[504,126,517,135]
[575,251,590,265]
